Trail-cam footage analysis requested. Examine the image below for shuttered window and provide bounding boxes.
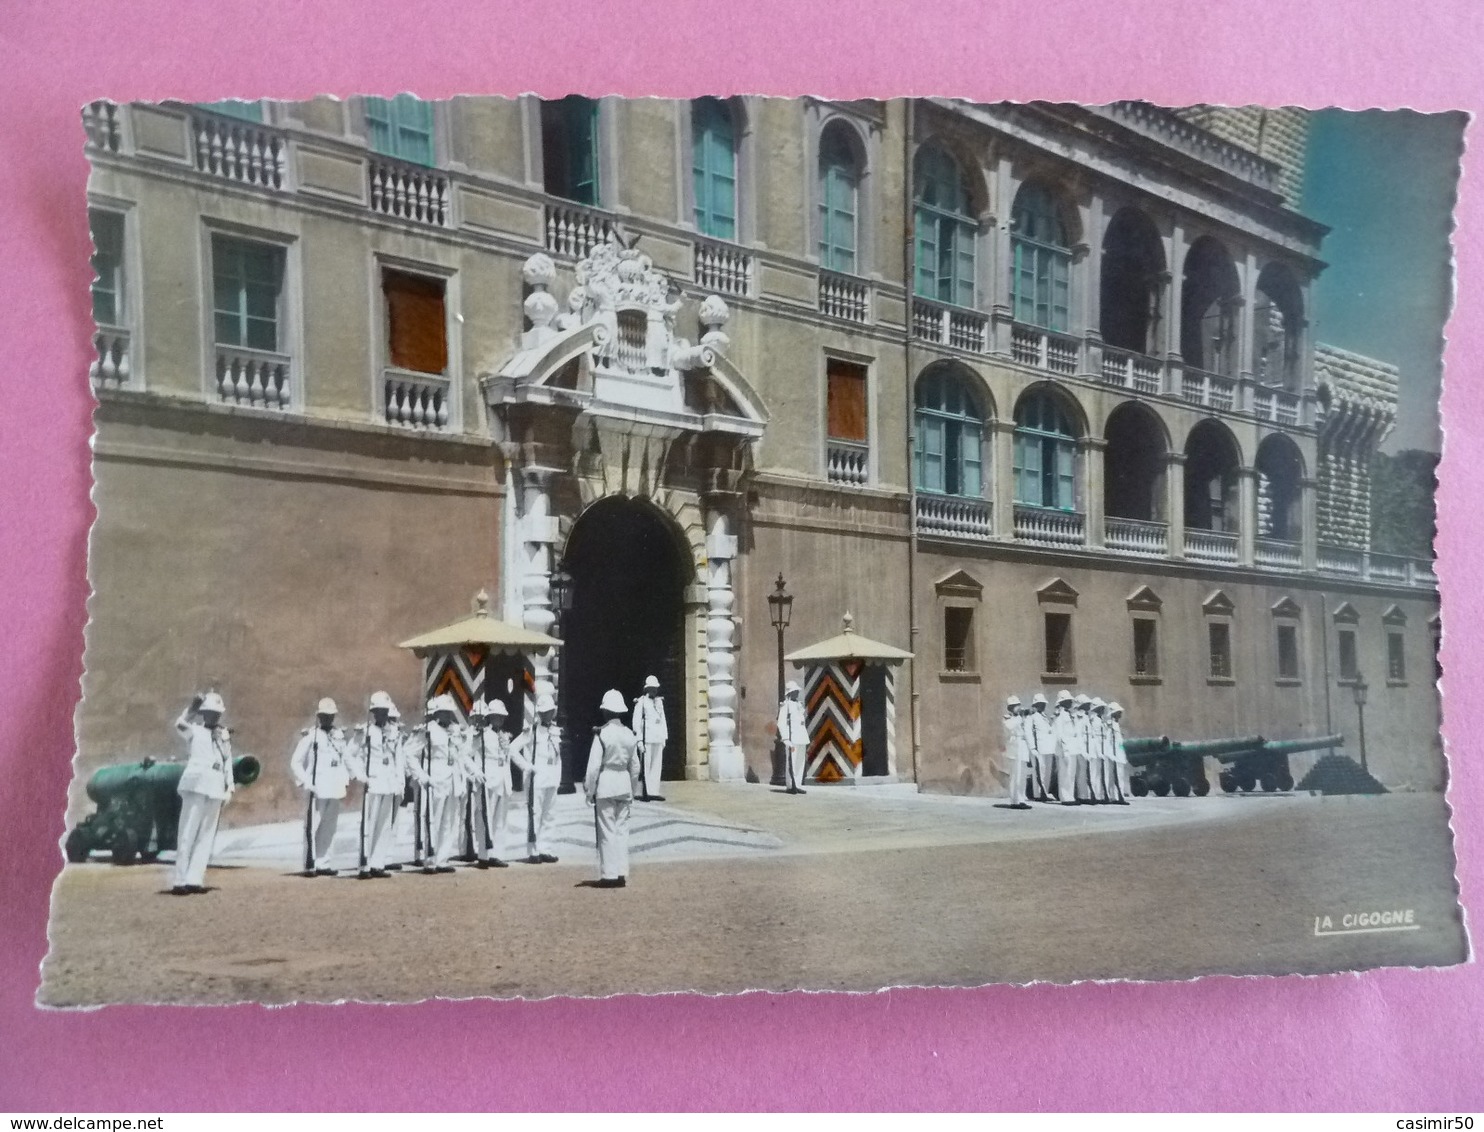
[213,236,283,352]
[541,97,600,205]
[914,368,985,498]
[1011,182,1072,331]
[913,145,976,307]
[1132,619,1159,676]
[1388,631,1406,681]
[692,98,738,241]
[818,123,860,273]
[383,270,447,375]
[1276,624,1300,680]
[1013,390,1078,510]
[826,360,868,442]
[1044,613,1074,676]
[365,95,435,166]
[1209,623,1233,679]
[89,210,125,328]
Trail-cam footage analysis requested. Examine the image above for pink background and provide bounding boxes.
[1,0,1480,1111]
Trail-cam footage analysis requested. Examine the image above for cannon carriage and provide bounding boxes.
[1126,734,1340,797]
[64,755,261,865]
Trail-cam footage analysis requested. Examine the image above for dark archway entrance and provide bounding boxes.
[558,496,692,786]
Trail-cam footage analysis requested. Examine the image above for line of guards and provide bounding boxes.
[166,681,672,896]
[1002,691,1134,808]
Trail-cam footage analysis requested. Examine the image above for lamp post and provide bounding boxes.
[766,573,794,787]
[1352,672,1369,775]
[548,565,575,792]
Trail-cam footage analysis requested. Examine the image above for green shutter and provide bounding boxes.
[366,95,435,166]
[693,99,736,239]
[917,414,944,493]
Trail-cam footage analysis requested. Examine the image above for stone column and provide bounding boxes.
[988,155,1016,357]
[1165,452,1187,559]
[704,509,745,781]
[1163,222,1186,364]
[1079,193,1104,379]
[992,418,1017,541]
[1300,475,1319,572]
[1237,250,1259,384]
[518,466,561,702]
[1081,436,1106,548]
[1237,466,1258,567]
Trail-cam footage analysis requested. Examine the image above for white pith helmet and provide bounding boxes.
[199,691,225,714]
[600,689,627,714]
[369,691,394,711]
[317,697,337,715]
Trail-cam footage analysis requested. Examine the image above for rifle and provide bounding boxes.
[635,701,650,800]
[422,727,433,866]
[358,727,370,874]
[479,729,491,855]
[525,723,542,855]
[302,728,321,875]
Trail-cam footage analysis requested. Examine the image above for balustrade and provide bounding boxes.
[216,345,291,409]
[916,494,994,541]
[818,271,869,323]
[89,328,132,391]
[1013,504,1085,547]
[543,202,613,258]
[911,299,987,353]
[383,369,452,430]
[1011,323,1079,375]
[694,238,753,296]
[1255,537,1302,570]
[826,440,869,487]
[192,110,287,190]
[1316,543,1365,577]
[1101,345,1163,394]
[83,101,121,152]
[369,158,450,227]
[1184,528,1239,564]
[1104,516,1168,557]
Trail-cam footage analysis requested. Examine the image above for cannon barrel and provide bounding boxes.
[86,755,261,803]
[1123,737,1170,764]
[1167,735,1266,759]
[1256,735,1343,757]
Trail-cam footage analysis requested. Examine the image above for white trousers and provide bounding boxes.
[1032,751,1055,799]
[479,788,511,861]
[173,791,222,889]
[526,786,558,856]
[1056,753,1078,803]
[308,797,341,870]
[638,742,664,797]
[1007,753,1029,805]
[1088,757,1108,802]
[1116,762,1132,799]
[363,792,398,870]
[786,743,807,790]
[426,788,460,867]
[594,797,632,880]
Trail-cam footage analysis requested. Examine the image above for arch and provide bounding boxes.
[1010,180,1074,332]
[1184,418,1242,532]
[818,117,866,274]
[1013,384,1083,511]
[1104,400,1169,522]
[691,96,739,241]
[1255,432,1305,541]
[558,495,696,783]
[540,95,601,205]
[1101,206,1166,353]
[912,141,978,307]
[1254,261,1305,390]
[914,360,989,497]
[1181,235,1240,375]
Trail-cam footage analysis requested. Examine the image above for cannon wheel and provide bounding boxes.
[64,827,91,863]
[1260,774,1278,793]
[1172,778,1192,798]
[1131,778,1149,797]
[1152,780,1171,798]
[110,828,139,866]
[1192,777,1211,797]
[1218,770,1237,794]
[1278,771,1294,792]
[1238,776,1256,793]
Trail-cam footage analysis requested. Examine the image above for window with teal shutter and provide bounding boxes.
[692,98,737,240]
[541,96,600,205]
[1013,390,1079,510]
[199,100,263,122]
[1011,182,1072,330]
[913,144,976,307]
[818,123,860,273]
[365,95,435,166]
[212,236,284,352]
[915,367,985,497]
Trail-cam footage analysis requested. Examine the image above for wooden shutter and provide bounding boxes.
[826,359,868,442]
[384,271,447,374]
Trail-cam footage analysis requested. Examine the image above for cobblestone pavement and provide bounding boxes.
[40,786,1465,1005]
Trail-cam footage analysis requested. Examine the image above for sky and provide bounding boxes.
[1300,108,1466,454]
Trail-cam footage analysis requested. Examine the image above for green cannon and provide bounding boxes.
[1129,736,1264,798]
[64,755,261,865]
[1216,735,1343,794]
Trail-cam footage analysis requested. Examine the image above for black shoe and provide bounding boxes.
[170,885,192,896]
[1011,803,1032,810]
[649,794,666,802]
[436,866,456,873]
[422,866,438,875]
[188,885,208,894]
[357,870,374,880]
[615,876,627,888]
[371,869,391,878]
[385,863,403,871]
[796,788,807,795]
[316,868,336,877]
[490,859,509,868]
[540,854,559,864]
[474,861,491,870]
[300,869,318,878]
[526,855,542,864]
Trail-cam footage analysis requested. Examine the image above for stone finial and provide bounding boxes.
[473,589,491,617]
[699,294,731,352]
[524,289,559,330]
[842,611,855,634]
[522,253,557,288]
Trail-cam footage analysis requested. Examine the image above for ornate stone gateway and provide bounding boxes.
[483,235,767,781]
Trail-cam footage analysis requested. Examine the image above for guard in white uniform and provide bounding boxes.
[407,694,473,873]
[351,691,404,879]
[171,691,235,895]
[631,675,669,802]
[1026,692,1055,802]
[511,693,563,863]
[777,680,809,794]
[1108,702,1132,804]
[290,697,352,876]
[1001,695,1032,808]
[1051,690,1080,805]
[585,689,643,888]
[1088,698,1111,803]
[469,698,513,868]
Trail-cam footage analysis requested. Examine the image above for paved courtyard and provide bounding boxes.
[40,783,1466,1005]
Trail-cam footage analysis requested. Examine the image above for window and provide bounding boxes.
[1208,622,1233,680]
[199,100,263,122]
[1387,631,1406,682]
[914,367,984,497]
[1337,628,1358,682]
[913,144,976,307]
[365,95,435,166]
[826,359,868,443]
[541,96,600,205]
[1044,612,1074,677]
[1013,390,1077,511]
[818,122,860,273]
[1011,183,1072,331]
[212,236,284,352]
[1276,624,1300,681]
[692,98,737,240]
[944,607,974,672]
[89,210,125,328]
[1132,618,1159,677]
[383,270,448,375]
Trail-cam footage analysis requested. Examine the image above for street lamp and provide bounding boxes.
[766,573,794,786]
[1352,672,1369,775]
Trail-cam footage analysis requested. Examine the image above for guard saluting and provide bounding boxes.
[585,689,643,888]
[1002,695,1032,809]
[631,675,668,802]
[351,691,404,879]
[291,697,351,876]
[777,680,809,794]
[469,698,513,869]
[511,692,562,863]
[171,691,235,895]
[1027,692,1055,802]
